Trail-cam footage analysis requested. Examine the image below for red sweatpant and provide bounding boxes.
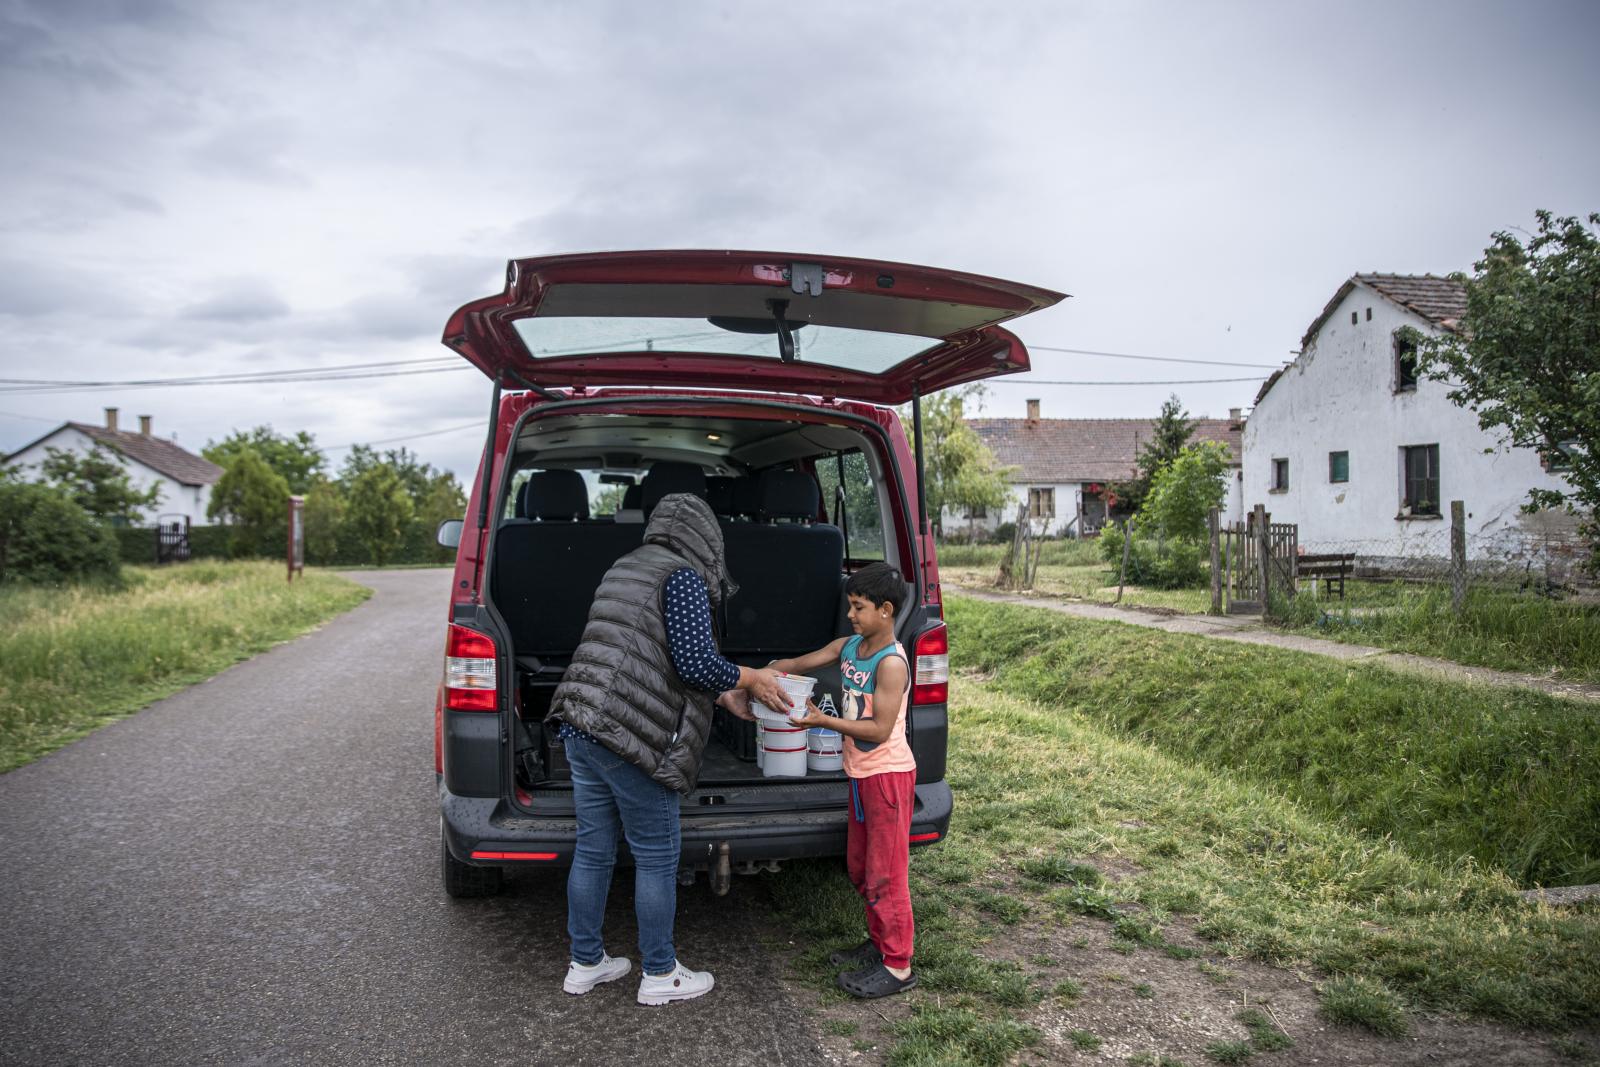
[846,770,917,969]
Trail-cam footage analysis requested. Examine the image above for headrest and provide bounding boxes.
[758,469,818,522]
[706,476,736,516]
[622,482,643,510]
[642,461,706,516]
[729,478,761,519]
[521,469,589,521]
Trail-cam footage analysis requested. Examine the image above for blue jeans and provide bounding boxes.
[564,737,681,975]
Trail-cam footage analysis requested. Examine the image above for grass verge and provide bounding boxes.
[1281,581,1600,685]
[947,594,1600,887]
[770,668,1598,1065]
[0,562,371,771]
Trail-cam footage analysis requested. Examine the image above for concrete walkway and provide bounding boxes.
[955,586,1600,705]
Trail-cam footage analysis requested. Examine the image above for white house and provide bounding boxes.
[1242,273,1582,574]
[4,408,223,526]
[956,399,1245,538]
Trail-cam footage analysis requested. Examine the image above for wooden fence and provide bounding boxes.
[1212,504,1297,615]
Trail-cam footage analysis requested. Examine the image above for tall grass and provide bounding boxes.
[0,562,371,771]
[934,538,1103,568]
[1285,582,1600,684]
[946,594,1600,887]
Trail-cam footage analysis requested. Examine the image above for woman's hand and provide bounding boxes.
[738,666,791,716]
[717,688,755,721]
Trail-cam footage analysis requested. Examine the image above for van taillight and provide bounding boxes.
[444,624,498,712]
[912,623,949,705]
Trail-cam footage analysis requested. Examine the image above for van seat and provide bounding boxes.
[721,470,843,655]
[492,521,645,654]
[520,470,589,521]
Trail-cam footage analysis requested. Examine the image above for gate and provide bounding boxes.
[1220,505,1297,614]
[156,518,191,564]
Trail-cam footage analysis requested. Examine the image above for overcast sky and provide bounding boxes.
[2,0,1597,483]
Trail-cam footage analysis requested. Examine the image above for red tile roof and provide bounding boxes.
[66,422,224,486]
[966,417,1243,483]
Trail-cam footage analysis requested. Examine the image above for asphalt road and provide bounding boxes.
[0,569,828,1067]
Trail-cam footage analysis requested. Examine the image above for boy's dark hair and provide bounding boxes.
[845,562,904,614]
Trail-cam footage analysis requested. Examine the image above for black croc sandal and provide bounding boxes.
[828,940,882,968]
[838,962,918,999]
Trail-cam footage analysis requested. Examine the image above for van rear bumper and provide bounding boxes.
[440,779,953,870]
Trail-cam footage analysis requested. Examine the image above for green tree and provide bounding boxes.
[907,386,1012,537]
[302,478,349,566]
[415,471,467,563]
[208,448,290,557]
[1113,394,1196,515]
[346,464,415,567]
[592,483,627,517]
[1137,441,1231,541]
[0,478,120,584]
[1414,210,1600,567]
[204,426,325,494]
[39,444,161,524]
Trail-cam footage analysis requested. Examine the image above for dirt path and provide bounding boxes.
[954,586,1600,705]
[785,857,1600,1067]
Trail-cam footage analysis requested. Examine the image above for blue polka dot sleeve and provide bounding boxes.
[664,567,742,693]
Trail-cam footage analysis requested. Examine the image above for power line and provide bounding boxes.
[1026,345,1281,369]
[322,421,483,452]
[989,376,1267,386]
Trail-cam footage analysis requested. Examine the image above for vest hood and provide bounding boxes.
[644,493,734,604]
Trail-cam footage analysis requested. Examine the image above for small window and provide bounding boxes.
[1402,444,1440,516]
[1270,458,1289,492]
[815,450,886,561]
[966,503,987,519]
[1329,451,1349,483]
[1365,307,1372,321]
[1394,333,1419,391]
[1028,487,1055,519]
[1351,311,1358,325]
[1545,440,1578,472]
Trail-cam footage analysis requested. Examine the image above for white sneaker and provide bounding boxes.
[636,960,715,1005]
[563,953,632,995]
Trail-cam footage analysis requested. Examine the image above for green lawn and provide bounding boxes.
[946,594,1600,887]
[0,562,371,771]
[938,541,1213,613]
[1282,581,1600,684]
[769,601,1600,1064]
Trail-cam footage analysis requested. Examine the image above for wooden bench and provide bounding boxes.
[1297,552,1356,599]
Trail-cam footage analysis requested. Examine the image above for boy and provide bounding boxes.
[775,562,918,999]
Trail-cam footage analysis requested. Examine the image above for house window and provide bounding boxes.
[1270,458,1289,492]
[1329,451,1349,483]
[1402,444,1440,516]
[1394,332,1419,391]
[966,503,987,519]
[1028,487,1055,519]
[1544,440,1578,472]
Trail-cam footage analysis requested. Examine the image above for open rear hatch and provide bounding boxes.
[443,250,1067,403]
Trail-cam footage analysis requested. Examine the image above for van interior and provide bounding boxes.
[488,408,914,792]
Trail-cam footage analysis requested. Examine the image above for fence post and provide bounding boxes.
[1115,519,1132,604]
[1208,508,1222,615]
[1450,499,1466,614]
[1254,503,1271,617]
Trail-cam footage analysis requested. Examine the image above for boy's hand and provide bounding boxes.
[791,699,829,728]
[717,689,755,721]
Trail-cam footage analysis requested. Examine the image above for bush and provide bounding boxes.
[0,482,120,585]
[1097,525,1206,589]
[991,522,1016,545]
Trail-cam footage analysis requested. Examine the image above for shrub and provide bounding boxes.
[1097,525,1206,588]
[0,481,120,585]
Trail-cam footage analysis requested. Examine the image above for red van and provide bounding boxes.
[434,251,1063,897]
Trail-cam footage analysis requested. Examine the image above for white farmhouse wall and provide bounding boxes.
[1242,286,1576,567]
[7,427,211,525]
[940,481,1085,539]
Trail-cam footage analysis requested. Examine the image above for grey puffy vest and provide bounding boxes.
[546,493,734,794]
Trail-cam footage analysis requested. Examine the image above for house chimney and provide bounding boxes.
[1026,398,1041,423]
[1229,407,1242,423]
[104,407,119,432]
[139,415,152,436]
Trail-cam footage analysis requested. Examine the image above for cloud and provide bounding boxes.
[178,277,291,322]
[188,116,309,187]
